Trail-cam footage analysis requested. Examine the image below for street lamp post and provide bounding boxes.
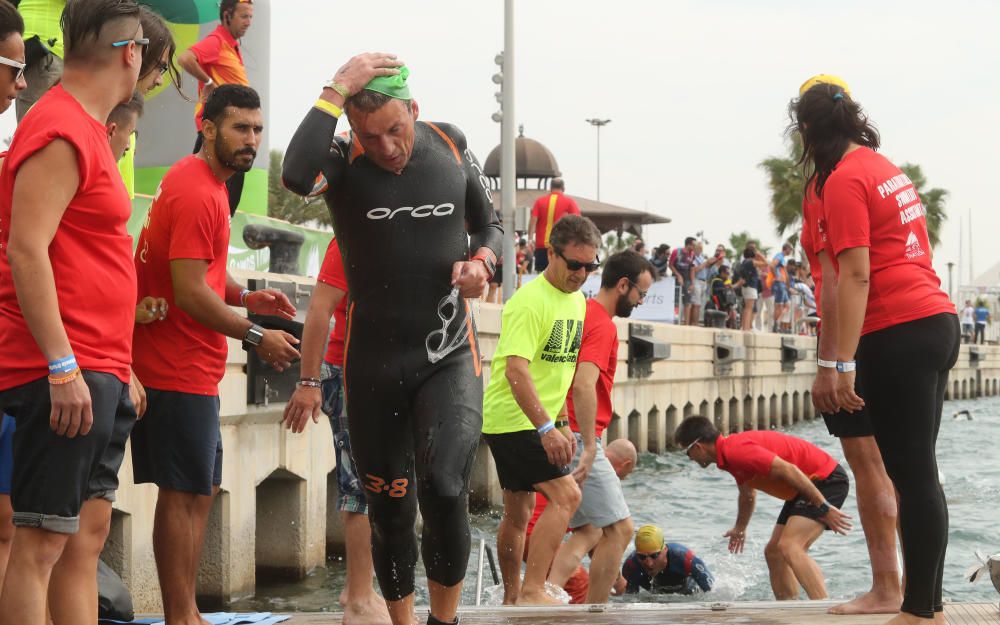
[585,118,611,201]
[947,261,955,303]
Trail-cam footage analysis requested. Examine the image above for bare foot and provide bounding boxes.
[342,594,392,625]
[934,611,946,625]
[881,613,936,625]
[515,589,564,606]
[340,588,348,606]
[828,591,903,615]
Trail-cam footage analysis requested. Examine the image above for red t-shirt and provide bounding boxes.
[567,299,618,437]
[531,191,580,248]
[822,147,954,335]
[715,430,838,501]
[800,180,829,306]
[188,25,249,132]
[317,238,349,367]
[0,85,136,388]
[132,156,230,394]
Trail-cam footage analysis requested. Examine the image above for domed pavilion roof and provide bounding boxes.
[483,125,561,181]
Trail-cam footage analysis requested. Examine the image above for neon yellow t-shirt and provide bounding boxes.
[117,133,136,199]
[483,275,586,435]
[20,0,67,59]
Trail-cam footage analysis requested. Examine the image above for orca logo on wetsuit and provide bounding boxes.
[366,203,455,220]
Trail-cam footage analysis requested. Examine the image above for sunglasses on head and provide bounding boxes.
[556,248,600,273]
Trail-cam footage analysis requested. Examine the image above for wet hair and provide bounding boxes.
[202,84,260,126]
[601,250,656,289]
[548,214,601,252]
[62,0,141,64]
[139,6,183,95]
[346,89,412,115]
[220,0,252,25]
[0,0,24,42]
[107,90,144,127]
[790,82,880,197]
[551,178,565,191]
[673,416,720,448]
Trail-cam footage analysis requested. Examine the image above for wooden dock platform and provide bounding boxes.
[280,600,1000,624]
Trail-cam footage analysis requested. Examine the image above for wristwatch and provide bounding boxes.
[816,500,831,516]
[836,360,857,373]
[243,323,265,349]
[323,79,350,99]
[472,253,497,279]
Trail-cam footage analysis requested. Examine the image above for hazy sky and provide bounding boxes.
[5,1,995,286]
[268,0,998,286]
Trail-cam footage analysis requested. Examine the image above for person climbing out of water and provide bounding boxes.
[675,416,852,602]
[615,524,713,595]
[794,78,959,625]
[282,53,502,625]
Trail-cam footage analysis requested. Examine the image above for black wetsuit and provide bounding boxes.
[283,107,502,600]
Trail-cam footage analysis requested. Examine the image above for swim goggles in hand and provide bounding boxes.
[425,287,468,364]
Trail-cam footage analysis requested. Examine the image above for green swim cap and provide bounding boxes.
[363,65,411,100]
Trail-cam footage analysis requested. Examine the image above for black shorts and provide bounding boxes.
[0,371,135,534]
[817,336,874,438]
[484,429,569,492]
[130,388,222,496]
[533,248,549,272]
[776,464,850,529]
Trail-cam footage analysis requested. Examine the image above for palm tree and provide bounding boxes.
[898,163,948,248]
[268,149,330,226]
[728,231,770,256]
[759,134,807,239]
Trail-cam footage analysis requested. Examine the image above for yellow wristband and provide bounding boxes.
[314,99,342,119]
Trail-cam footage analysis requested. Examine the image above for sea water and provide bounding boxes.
[233,395,1000,611]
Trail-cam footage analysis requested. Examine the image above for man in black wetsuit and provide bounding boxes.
[282,53,502,625]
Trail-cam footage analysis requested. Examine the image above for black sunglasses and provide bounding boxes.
[636,550,662,561]
[556,248,600,273]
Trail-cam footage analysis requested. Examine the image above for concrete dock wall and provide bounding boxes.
[104,288,1000,610]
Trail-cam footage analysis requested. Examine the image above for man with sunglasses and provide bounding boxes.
[0,2,144,623]
[546,250,654,603]
[178,0,253,214]
[483,215,602,606]
[617,524,713,595]
[674,416,852,602]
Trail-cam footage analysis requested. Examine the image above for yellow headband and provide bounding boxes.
[799,74,851,98]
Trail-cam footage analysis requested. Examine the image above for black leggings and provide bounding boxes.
[857,312,959,618]
[345,330,483,600]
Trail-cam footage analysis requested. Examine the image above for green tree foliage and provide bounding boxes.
[760,137,948,249]
[600,231,636,261]
[728,231,770,257]
[268,149,330,226]
[898,163,948,249]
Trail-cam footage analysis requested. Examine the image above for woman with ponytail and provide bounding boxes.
[793,79,958,625]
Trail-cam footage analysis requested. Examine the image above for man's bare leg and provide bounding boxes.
[518,476,580,606]
[0,525,68,625]
[496,490,532,605]
[586,517,633,603]
[829,436,902,615]
[777,516,827,599]
[763,524,799,599]
[547,524,600,586]
[189,487,218,625]
[427,579,462,624]
[342,511,391,625]
[0,495,13,593]
[47,498,112,625]
[153,488,213,625]
[384,593,418,625]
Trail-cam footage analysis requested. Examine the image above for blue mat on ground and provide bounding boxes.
[99,613,289,625]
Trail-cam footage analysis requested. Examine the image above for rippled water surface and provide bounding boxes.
[234,396,1000,612]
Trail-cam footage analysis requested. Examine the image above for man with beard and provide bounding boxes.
[547,250,654,603]
[130,85,299,625]
[483,215,603,606]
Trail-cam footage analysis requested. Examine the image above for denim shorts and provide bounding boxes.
[772,281,789,304]
[322,362,367,514]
